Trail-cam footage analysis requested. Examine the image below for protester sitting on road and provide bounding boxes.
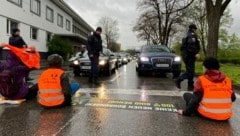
[37,54,80,108]
[0,43,39,100]
[177,57,236,121]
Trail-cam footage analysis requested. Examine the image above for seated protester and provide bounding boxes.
[177,57,236,121]
[0,43,38,100]
[38,54,79,108]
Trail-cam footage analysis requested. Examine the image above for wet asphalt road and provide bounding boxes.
[0,61,240,136]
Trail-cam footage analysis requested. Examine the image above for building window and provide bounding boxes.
[46,32,52,42]
[7,19,19,34]
[30,0,41,16]
[30,27,38,40]
[7,0,22,7]
[57,14,63,27]
[66,19,71,31]
[46,6,54,22]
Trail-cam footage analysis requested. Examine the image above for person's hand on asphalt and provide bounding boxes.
[195,53,200,60]
[177,109,184,115]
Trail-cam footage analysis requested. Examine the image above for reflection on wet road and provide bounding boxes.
[0,61,240,136]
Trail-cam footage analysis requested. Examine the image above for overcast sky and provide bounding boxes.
[65,0,240,50]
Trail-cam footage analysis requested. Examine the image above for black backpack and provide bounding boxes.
[0,70,17,97]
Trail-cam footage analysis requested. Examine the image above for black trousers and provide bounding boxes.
[179,55,196,86]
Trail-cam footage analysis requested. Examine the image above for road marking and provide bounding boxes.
[77,88,240,98]
[110,73,122,82]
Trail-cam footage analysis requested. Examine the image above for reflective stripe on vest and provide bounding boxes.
[39,89,63,94]
[201,98,232,104]
[39,95,64,102]
[197,75,233,120]
[199,105,232,114]
[38,69,64,107]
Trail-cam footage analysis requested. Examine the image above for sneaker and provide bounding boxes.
[175,79,181,89]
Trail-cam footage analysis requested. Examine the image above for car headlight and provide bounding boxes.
[99,60,106,65]
[140,57,149,62]
[73,60,79,65]
[174,56,181,62]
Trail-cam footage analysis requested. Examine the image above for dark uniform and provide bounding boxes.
[176,24,200,90]
[87,28,103,85]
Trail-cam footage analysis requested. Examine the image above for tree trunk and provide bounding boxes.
[206,2,221,58]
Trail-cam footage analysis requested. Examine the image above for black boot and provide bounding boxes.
[88,74,93,83]
[93,76,100,85]
[175,78,181,89]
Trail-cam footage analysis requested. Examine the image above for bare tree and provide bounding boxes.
[205,0,231,58]
[133,0,194,46]
[97,16,120,49]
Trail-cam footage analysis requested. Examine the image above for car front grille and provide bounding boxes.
[81,62,91,66]
[151,57,173,68]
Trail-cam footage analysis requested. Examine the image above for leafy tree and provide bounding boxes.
[47,35,73,60]
[205,0,232,58]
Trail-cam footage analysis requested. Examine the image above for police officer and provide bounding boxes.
[176,24,200,90]
[87,27,103,85]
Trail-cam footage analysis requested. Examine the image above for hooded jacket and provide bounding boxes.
[183,70,236,116]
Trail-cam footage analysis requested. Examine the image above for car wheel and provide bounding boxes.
[73,67,81,77]
[173,71,181,78]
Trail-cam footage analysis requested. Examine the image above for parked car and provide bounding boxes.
[136,45,181,77]
[71,47,118,76]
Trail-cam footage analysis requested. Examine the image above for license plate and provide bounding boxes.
[156,64,169,67]
[81,66,91,69]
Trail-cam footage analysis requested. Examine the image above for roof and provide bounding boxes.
[50,0,94,32]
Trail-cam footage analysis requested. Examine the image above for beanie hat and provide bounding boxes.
[189,24,197,30]
[96,27,102,32]
[47,54,64,68]
[203,57,220,70]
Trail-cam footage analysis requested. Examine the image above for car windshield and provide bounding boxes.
[141,46,170,53]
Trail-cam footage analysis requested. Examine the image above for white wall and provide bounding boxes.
[0,0,74,52]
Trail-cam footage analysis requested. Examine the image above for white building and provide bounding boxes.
[0,0,94,59]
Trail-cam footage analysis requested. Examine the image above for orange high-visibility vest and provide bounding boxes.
[197,76,233,120]
[5,44,40,69]
[38,69,64,107]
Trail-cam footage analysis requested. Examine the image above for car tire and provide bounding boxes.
[173,71,181,78]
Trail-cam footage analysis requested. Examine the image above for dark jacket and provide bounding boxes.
[9,35,27,48]
[87,32,103,56]
[183,70,236,116]
[181,30,200,57]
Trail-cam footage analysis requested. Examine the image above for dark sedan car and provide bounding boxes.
[136,45,181,77]
[72,48,118,76]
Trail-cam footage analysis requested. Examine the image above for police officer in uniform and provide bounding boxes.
[176,24,200,90]
[87,27,103,85]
